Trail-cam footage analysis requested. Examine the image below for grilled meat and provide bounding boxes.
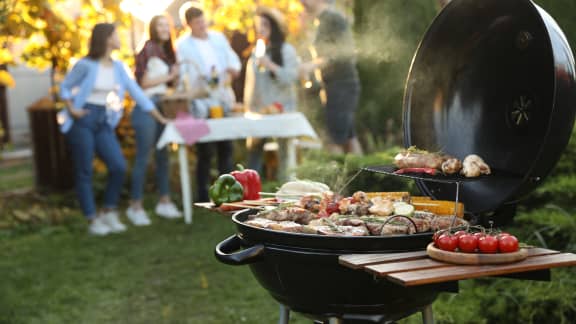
[441,158,463,175]
[368,197,394,216]
[461,154,491,177]
[394,151,444,169]
[259,207,316,224]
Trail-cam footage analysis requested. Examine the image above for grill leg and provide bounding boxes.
[278,304,290,324]
[421,304,434,324]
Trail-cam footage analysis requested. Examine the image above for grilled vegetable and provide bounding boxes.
[209,174,244,206]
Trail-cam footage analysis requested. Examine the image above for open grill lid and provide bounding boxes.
[403,0,576,213]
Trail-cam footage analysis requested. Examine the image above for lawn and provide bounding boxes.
[0,207,313,324]
[1,149,576,323]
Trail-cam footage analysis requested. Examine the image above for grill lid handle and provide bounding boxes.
[215,234,266,265]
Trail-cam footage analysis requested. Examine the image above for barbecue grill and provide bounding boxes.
[215,0,576,323]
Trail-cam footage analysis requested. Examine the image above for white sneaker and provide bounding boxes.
[88,217,112,236]
[100,211,127,233]
[155,202,182,219]
[126,207,152,226]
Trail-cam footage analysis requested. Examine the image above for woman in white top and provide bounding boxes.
[127,15,182,225]
[59,23,168,236]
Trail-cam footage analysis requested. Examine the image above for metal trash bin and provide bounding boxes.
[27,97,73,191]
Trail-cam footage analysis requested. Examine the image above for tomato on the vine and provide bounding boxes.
[453,230,468,239]
[458,234,478,253]
[478,235,499,253]
[437,234,458,252]
[473,232,485,240]
[498,235,519,253]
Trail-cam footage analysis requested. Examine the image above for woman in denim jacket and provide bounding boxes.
[59,23,168,236]
[127,15,182,226]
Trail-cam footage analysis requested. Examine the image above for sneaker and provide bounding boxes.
[100,210,127,233]
[126,207,152,226]
[88,217,112,236]
[155,202,182,219]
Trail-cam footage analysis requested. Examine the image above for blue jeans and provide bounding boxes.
[65,104,127,218]
[130,100,169,201]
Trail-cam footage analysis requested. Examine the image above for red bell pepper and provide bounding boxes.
[230,164,262,200]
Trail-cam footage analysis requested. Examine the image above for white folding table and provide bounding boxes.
[156,112,319,224]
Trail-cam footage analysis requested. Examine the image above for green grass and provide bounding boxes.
[0,159,33,192]
[0,208,311,324]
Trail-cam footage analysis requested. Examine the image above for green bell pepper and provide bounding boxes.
[209,174,244,206]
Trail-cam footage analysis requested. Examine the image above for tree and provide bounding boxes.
[0,0,132,99]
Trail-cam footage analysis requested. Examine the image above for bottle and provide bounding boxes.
[209,65,219,89]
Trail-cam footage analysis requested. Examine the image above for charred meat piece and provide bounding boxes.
[430,216,470,231]
[441,158,463,175]
[461,154,491,177]
[267,221,305,233]
[352,191,369,203]
[394,151,445,170]
[258,207,315,224]
[313,225,369,236]
[245,218,277,228]
[245,218,304,233]
[298,195,322,213]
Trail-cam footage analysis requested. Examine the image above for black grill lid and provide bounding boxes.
[403,0,576,213]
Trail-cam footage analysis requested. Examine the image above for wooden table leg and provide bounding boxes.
[178,145,193,224]
[278,304,290,324]
[421,304,434,324]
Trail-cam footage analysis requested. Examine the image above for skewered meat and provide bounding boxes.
[441,158,463,175]
[368,197,394,216]
[394,151,444,169]
[461,154,491,177]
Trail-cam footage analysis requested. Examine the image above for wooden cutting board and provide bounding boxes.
[427,243,528,265]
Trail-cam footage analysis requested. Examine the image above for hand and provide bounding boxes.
[169,64,180,80]
[69,108,89,120]
[256,56,273,70]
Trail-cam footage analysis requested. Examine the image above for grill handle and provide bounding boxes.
[215,234,265,265]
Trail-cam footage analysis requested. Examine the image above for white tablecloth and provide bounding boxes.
[156,112,319,223]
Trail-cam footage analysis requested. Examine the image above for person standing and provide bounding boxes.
[176,6,241,202]
[59,23,168,236]
[244,7,300,181]
[300,0,363,155]
[126,15,182,226]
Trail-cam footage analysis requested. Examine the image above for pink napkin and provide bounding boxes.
[173,112,210,145]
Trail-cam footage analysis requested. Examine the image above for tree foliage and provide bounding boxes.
[0,0,131,75]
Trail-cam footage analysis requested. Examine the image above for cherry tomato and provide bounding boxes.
[453,230,468,239]
[437,234,458,252]
[433,230,447,246]
[458,234,478,253]
[325,202,339,214]
[473,232,485,240]
[498,235,519,253]
[478,235,499,253]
